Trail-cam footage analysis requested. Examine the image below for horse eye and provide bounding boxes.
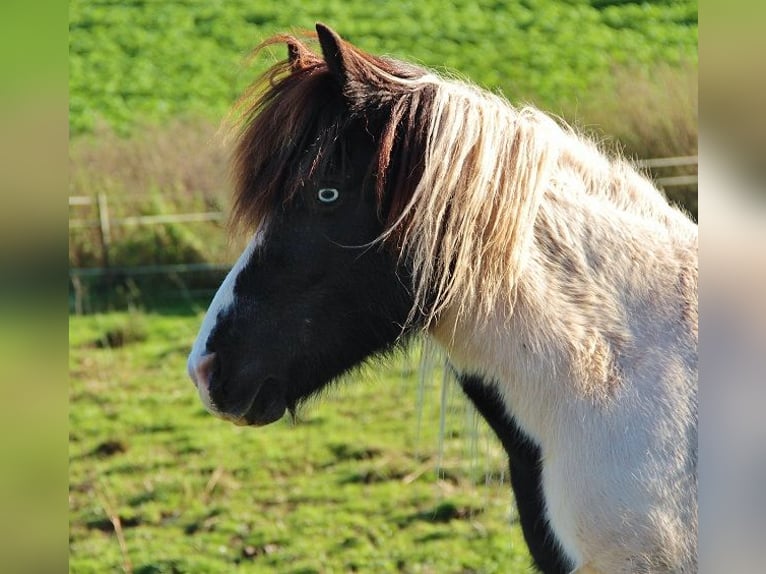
[317,188,340,204]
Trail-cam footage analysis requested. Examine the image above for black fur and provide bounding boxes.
[459,374,572,573]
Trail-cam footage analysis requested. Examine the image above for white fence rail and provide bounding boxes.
[633,155,697,169]
[68,209,226,229]
[632,155,698,188]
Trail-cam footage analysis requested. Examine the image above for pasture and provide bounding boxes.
[69,310,529,573]
[69,0,697,137]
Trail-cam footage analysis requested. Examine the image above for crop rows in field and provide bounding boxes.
[69,0,697,136]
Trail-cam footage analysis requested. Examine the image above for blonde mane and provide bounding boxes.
[383,78,560,327]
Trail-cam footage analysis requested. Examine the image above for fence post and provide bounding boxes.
[97,193,113,290]
[71,275,84,315]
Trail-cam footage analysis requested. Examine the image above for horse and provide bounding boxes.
[187,24,698,573]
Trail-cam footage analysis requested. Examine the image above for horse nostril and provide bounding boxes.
[194,353,218,388]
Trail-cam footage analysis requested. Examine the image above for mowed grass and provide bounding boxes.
[69,311,530,573]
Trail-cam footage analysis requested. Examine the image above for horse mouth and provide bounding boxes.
[203,363,288,426]
[239,378,287,426]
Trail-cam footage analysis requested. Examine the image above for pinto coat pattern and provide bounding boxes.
[188,24,697,573]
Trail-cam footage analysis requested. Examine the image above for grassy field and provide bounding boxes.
[69,0,697,136]
[69,310,531,573]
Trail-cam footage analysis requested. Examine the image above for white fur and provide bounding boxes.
[430,157,697,572]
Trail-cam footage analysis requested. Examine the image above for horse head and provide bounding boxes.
[187,25,428,425]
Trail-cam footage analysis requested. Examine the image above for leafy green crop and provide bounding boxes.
[69,0,697,136]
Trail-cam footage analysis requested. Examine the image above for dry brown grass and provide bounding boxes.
[69,117,230,205]
[573,60,697,160]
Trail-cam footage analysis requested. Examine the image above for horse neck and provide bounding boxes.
[429,174,697,445]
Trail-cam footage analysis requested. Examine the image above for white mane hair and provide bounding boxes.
[381,71,696,334]
[384,77,558,328]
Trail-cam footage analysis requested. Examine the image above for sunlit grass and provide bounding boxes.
[69,311,530,573]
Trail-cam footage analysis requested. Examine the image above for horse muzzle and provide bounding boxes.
[187,352,287,426]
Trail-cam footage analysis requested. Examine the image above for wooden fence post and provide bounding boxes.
[97,193,113,290]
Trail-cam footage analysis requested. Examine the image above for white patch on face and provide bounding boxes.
[187,227,267,415]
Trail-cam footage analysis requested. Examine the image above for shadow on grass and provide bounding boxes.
[398,501,485,527]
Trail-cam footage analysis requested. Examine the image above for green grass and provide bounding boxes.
[69,311,531,573]
[69,0,697,136]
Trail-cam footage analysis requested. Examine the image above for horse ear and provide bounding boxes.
[316,23,348,86]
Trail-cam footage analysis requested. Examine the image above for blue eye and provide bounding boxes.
[317,188,340,204]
